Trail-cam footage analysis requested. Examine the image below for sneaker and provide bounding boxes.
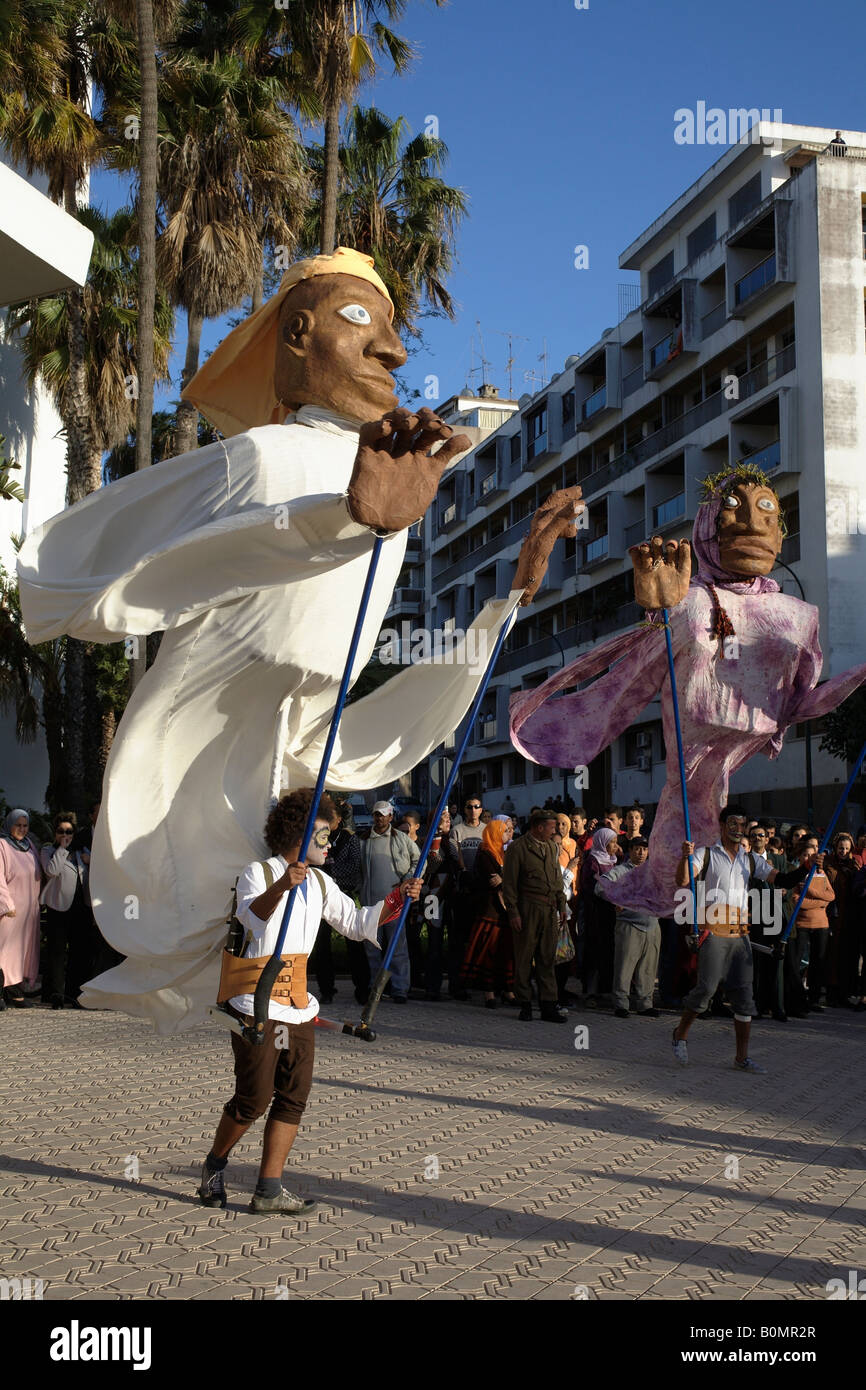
[614,1008,630,1019]
[198,1162,227,1209]
[638,1007,659,1017]
[518,1005,533,1021]
[540,1004,568,1023]
[671,1028,688,1066]
[733,1057,766,1074]
[248,1187,316,1215]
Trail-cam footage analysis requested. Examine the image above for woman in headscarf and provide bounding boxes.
[578,827,620,1006]
[511,465,866,918]
[0,809,43,1008]
[459,818,516,1007]
[824,831,860,1007]
[555,812,577,870]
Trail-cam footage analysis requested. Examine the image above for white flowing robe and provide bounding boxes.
[17,406,521,1031]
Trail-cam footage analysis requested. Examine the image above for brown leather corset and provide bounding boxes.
[217,950,309,1008]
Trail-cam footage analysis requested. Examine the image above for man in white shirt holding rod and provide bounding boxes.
[200,787,422,1214]
[671,803,815,1073]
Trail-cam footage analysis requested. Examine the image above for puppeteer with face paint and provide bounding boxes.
[511,465,866,917]
[17,249,581,1032]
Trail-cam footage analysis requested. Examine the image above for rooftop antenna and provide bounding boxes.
[538,338,550,388]
[492,329,529,398]
[475,320,494,389]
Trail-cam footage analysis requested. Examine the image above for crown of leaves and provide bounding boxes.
[700,462,788,538]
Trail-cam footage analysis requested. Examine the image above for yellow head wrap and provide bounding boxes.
[181,247,395,439]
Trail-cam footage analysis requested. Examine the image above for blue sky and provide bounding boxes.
[91,0,866,415]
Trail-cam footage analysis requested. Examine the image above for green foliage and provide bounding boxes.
[0,435,25,503]
[819,687,866,771]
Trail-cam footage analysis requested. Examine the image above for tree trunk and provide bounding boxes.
[63,637,87,816]
[321,99,341,255]
[41,654,68,813]
[130,0,159,699]
[98,705,116,783]
[251,262,264,313]
[174,309,203,454]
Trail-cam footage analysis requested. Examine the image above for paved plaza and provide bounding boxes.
[1,995,864,1301]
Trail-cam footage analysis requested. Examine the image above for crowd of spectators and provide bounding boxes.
[309,795,866,1026]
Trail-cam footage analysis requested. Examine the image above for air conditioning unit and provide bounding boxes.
[636,731,652,749]
[637,753,652,772]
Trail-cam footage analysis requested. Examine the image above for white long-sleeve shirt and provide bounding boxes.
[232,857,383,1023]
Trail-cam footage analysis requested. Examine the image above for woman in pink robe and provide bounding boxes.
[0,809,43,1005]
[511,472,866,917]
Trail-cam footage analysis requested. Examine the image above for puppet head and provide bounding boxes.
[693,463,785,590]
[182,248,402,436]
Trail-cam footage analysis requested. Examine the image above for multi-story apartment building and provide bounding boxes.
[417,123,866,827]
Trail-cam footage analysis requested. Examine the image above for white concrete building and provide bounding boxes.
[420,123,866,828]
[0,154,93,808]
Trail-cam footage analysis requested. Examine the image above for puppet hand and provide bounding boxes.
[347,408,470,532]
[514,487,584,606]
[630,536,691,611]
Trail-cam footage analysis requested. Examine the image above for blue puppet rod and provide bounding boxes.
[246,537,384,1045]
[778,737,866,946]
[662,608,697,926]
[360,613,515,1032]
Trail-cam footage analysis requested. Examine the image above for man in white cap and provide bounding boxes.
[17,247,582,1032]
[357,800,419,1003]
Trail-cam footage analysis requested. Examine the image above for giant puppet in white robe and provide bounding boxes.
[17,249,581,1032]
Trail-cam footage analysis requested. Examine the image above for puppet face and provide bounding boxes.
[716,481,782,576]
[273,274,406,423]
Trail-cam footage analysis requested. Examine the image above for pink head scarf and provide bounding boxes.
[589,827,619,867]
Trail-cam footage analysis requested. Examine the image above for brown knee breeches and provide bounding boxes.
[223,1010,316,1126]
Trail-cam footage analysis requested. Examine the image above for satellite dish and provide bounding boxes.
[518,393,531,408]
[565,354,580,368]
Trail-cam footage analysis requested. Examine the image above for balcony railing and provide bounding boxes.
[526,431,548,462]
[653,492,686,528]
[478,717,498,743]
[584,534,609,563]
[622,364,644,397]
[739,439,781,472]
[624,518,646,547]
[480,470,499,495]
[441,502,457,526]
[701,301,726,338]
[582,385,607,421]
[649,330,679,369]
[387,586,423,611]
[734,252,776,306]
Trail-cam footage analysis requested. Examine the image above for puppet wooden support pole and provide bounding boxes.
[662,609,697,925]
[779,737,866,945]
[360,615,514,1033]
[245,538,385,1046]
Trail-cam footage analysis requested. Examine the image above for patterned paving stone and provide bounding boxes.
[0,999,864,1300]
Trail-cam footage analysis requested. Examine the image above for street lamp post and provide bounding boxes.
[551,633,570,809]
[774,558,814,825]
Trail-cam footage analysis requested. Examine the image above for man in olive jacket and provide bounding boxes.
[501,810,568,1022]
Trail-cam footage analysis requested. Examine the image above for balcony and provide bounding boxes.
[479,468,503,498]
[649,329,680,370]
[734,253,776,308]
[582,385,607,421]
[624,518,646,548]
[740,439,781,473]
[440,501,457,529]
[477,717,498,743]
[583,534,610,565]
[385,586,424,617]
[622,364,644,397]
[526,432,550,467]
[652,492,686,528]
[701,301,726,338]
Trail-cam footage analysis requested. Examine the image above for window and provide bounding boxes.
[648,251,675,298]
[510,434,521,464]
[728,173,762,228]
[509,755,526,786]
[486,760,502,790]
[561,390,576,434]
[687,213,716,263]
[526,404,548,460]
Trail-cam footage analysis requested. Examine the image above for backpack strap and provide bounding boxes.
[307,866,328,898]
[695,847,711,881]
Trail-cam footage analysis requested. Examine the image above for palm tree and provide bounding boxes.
[0,559,67,808]
[302,106,467,335]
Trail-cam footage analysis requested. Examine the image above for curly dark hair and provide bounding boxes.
[53,810,78,831]
[264,788,337,855]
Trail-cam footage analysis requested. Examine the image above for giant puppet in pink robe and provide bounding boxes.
[510,469,866,916]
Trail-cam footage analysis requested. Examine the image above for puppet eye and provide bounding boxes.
[757,496,776,512]
[338,303,372,325]
[723,494,740,508]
